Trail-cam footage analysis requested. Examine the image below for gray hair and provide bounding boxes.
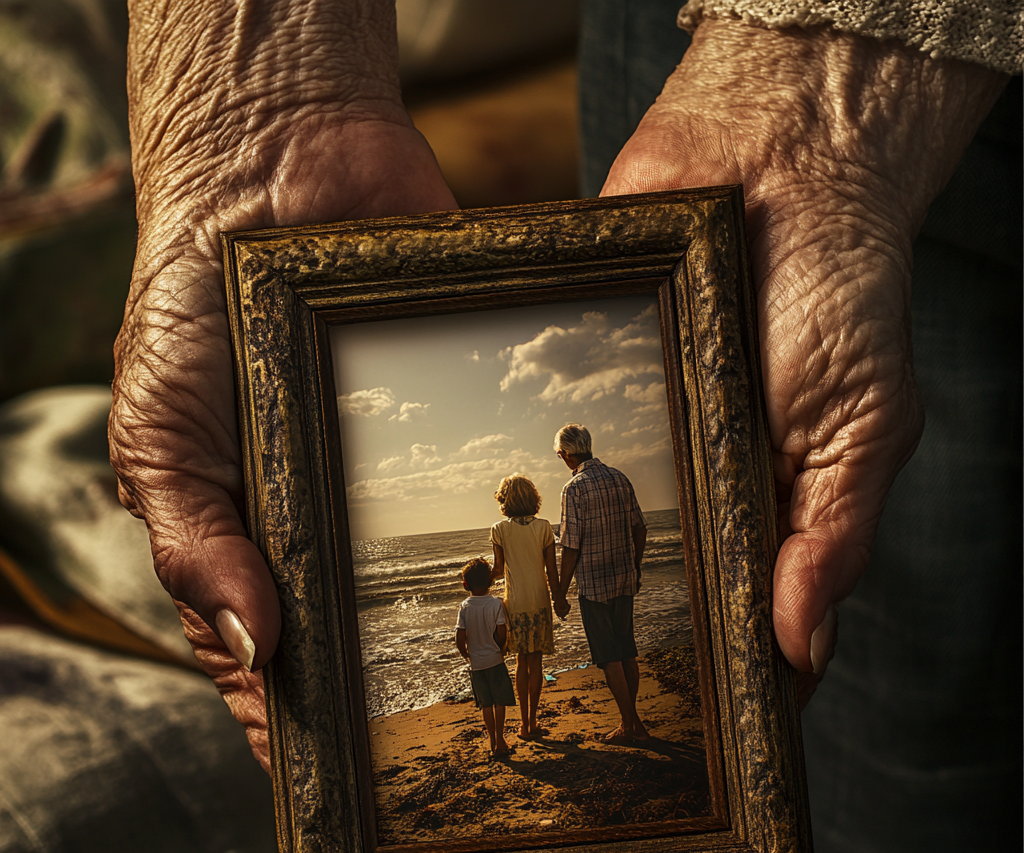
[554,423,592,456]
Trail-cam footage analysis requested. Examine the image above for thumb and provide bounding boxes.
[771,458,894,703]
[140,486,281,673]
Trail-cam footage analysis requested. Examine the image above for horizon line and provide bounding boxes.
[350,506,681,542]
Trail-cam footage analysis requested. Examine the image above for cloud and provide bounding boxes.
[499,305,663,402]
[455,434,513,457]
[410,443,441,468]
[376,456,404,472]
[604,436,673,466]
[621,423,662,438]
[624,382,666,405]
[347,449,556,505]
[389,401,430,423]
[338,387,395,417]
[467,351,480,362]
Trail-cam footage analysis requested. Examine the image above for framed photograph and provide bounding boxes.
[223,188,811,853]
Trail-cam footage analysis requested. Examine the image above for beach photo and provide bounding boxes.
[331,295,710,847]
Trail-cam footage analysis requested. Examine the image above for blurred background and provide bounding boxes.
[0,1,587,850]
[0,0,582,405]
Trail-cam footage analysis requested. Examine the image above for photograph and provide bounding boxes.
[332,295,711,846]
[223,188,812,853]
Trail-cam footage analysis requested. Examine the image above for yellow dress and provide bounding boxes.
[490,516,555,655]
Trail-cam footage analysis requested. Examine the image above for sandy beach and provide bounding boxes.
[367,645,709,846]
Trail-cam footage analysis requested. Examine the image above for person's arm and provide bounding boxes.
[543,542,569,618]
[111,0,456,771]
[603,16,1007,704]
[491,544,505,581]
[455,628,470,661]
[559,546,579,599]
[493,623,508,655]
[631,521,647,591]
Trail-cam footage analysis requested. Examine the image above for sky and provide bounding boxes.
[330,295,681,540]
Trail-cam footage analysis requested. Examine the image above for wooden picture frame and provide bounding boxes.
[222,187,811,853]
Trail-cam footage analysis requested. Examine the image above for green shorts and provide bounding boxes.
[469,662,516,708]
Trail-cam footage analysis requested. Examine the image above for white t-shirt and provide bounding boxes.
[455,594,506,671]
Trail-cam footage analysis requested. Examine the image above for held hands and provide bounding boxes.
[110,0,457,771]
[603,19,1006,705]
[554,598,571,620]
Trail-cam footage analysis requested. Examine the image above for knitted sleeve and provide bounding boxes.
[677,1,1023,74]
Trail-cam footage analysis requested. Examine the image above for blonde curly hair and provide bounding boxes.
[494,473,541,517]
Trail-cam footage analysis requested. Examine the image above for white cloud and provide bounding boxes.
[621,423,662,438]
[410,443,441,468]
[389,401,430,423]
[604,437,673,466]
[347,449,556,505]
[624,382,666,405]
[338,387,395,417]
[499,305,663,402]
[376,456,404,472]
[455,434,513,457]
[467,351,480,362]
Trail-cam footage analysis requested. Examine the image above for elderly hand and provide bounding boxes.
[602,18,1007,705]
[110,0,456,770]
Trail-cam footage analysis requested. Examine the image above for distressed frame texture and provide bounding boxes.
[222,187,811,853]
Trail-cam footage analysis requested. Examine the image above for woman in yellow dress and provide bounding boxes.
[490,473,563,740]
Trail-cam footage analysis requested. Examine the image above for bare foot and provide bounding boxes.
[517,726,531,741]
[603,725,634,743]
[632,719,651,741]
[531,725,549,738]
[493,739,510,757]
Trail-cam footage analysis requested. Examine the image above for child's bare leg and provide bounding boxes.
[481,706,497,752]
[528,651,544,734]
[515,653,530,739]
[493,704,509,756]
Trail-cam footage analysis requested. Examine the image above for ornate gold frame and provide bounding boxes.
[223,187,810,853]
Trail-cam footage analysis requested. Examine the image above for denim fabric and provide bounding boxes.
[579,0,691,196]
[579,5,1022,850]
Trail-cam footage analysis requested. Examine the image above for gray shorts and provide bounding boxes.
[578,595,638,668]
[469,662,516,708]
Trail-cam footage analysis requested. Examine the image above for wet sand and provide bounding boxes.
[368,646,709,846]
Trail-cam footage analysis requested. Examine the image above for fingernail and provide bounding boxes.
[216,609,256,671]
[810,604,838,676]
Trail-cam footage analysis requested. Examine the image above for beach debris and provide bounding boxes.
[642,645,701,716]
[562,695,591,714]
[543,673,557,684]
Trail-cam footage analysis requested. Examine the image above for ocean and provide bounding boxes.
[353,507,692,719]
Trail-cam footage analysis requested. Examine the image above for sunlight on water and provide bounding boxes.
[354,508,692,718]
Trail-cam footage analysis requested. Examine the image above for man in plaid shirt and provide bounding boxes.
[554,423,649,741]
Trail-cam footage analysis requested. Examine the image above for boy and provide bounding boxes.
[455,557,515,757]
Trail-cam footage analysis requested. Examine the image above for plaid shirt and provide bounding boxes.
[558,458,645,603]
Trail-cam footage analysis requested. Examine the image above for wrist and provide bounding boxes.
[609,17,1007,235]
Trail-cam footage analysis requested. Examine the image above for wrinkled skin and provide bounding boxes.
[112,0,456,769]
[601,18,1006,704]
[110,3,1006,770]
